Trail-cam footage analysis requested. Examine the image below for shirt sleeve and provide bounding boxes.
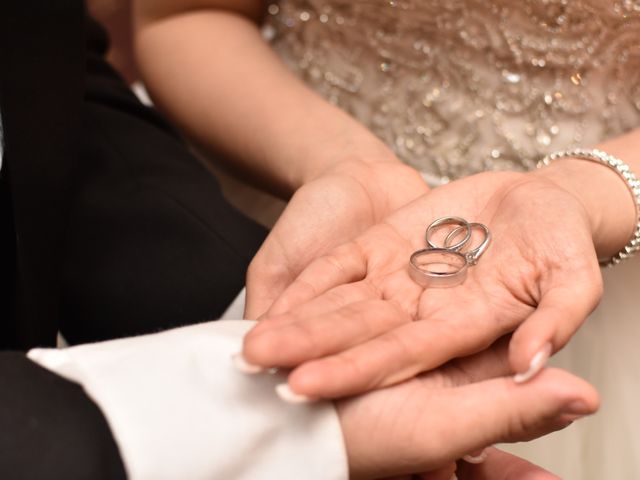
[28,320,348,480]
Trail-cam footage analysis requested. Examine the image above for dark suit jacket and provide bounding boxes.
[0,4,126,476]
[0,1,266,476]
[0,0,81,349]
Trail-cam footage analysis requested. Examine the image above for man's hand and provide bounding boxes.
[336,338,598,479]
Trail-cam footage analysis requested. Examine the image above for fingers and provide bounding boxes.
[380,474,453,480]
[243,298,412,370]
[285,312,500,398]
[508,271,603,380]
[431,369,599,456]
[354,368,598,477]
[251,280,382,336]
[265,241,369,316]
[415,463,458,480]
[243,308,511,398]
[420,335,512,390]
[456,447,559,480]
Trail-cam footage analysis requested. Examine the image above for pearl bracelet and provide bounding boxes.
[537,148,640,267]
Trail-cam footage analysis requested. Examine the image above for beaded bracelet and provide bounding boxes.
[537,148,640,267]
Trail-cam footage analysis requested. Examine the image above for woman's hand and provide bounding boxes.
[242,170,604,398]
[244,159,429,318]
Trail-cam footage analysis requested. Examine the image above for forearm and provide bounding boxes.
[133,2,395,198]
[534,127,640,262]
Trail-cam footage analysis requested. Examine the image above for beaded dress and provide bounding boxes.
[265,1,640,477]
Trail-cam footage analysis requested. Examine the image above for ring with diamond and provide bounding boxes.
[443,222,491,265]
[409,216,491,287]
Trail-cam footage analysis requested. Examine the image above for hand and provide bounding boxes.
[455,447,561,480]
[336,337,598,479]
[244,158,429,318]
[383,448,561,480]
[379,447,560,480]
[242,170,603,398]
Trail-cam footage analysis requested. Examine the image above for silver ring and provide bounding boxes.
[408,248,469,288]
[425,216,471,252]
[444,222,491,265]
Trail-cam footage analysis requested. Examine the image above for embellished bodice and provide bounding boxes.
[265,0,640,184]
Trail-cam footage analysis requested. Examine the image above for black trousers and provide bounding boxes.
[59,20,267,344]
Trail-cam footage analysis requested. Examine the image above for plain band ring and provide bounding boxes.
[425,216,471,252]
[444,222,492,265]
[409,248,469,288]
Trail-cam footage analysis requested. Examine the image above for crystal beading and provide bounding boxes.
[264,0,640,186]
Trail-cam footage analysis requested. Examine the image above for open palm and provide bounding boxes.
[243,171,603,398]
[244,159,429,319]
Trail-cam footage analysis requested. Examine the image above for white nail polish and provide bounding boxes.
[231,353,264,374]
[275,383,313,404]
[514,342,552,383]
[462,449,488,464]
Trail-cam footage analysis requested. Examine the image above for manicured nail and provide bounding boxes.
[562,400,592,420]
[231,353,264,374]
[514,342,552,383]
[462,448,488,464]
[275,383,313,404]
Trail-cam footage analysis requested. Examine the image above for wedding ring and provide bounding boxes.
[409,216,491,288]
[425,216,471,252]
[409,248,469,288]
[444,222,491,265]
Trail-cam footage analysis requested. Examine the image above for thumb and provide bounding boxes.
[339,368,598,477]
[508,274,602,382]
[414,369,599,462]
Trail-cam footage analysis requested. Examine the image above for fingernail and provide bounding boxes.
[231,353,264,374]
[563,400,591,419]
[514,342,552,383]
[462,448,488,464]
[275,383,313,404]
[449,475,458,480]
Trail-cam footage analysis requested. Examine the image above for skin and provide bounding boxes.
[82,4,564,477]
[335,338,599,478]
[130,0,637,474]
[132,0,640,380]
[132,1,431,323]
[242,130,640,396]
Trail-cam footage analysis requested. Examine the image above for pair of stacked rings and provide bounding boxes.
[409,216,491,288]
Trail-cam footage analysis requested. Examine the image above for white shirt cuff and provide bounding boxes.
[28,320,348,480]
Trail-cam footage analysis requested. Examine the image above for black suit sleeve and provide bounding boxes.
[0,352,126,479]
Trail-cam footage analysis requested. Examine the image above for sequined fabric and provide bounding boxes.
[265,0,640,184]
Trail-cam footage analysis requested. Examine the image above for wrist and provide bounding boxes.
[335,400,369,480]
[533,156,637,261]
[295,133,400,185]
